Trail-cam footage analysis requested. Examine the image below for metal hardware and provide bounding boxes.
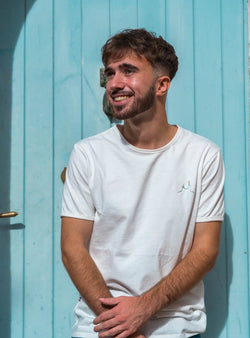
[100,68,107,88]
[103,92,115,122]
[61,167,67,183]
[0,211,18,218]
[100,68,121,124]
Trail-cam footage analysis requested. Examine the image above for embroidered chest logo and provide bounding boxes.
[178,180,195,194]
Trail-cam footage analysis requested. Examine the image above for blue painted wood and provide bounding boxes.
[0,1,26,337]
[1,0,249,337]
[24,0,54,336]
[193,0,223,145]
[53,0,83,337]
[82,0,110,138]
[10,23,25,338]
[220,1,250,337]
[110,0,138,34]
[138,0,166,35]
[165,0,196,132]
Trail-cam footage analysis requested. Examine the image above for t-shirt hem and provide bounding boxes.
[60,213,95,221]
[196,216,224,223]
[71,333,201,338]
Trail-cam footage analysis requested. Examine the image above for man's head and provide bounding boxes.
[102,28,178,80]
[102,29,178,120]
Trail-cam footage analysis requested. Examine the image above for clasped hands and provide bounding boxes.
[93,295,151,338]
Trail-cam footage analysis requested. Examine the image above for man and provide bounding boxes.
[61,29,224,338]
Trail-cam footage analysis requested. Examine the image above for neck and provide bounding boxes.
[117,106,177,149]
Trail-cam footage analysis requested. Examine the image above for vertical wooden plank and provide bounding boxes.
[245,1,250,330]
[220,0,250,336]
[0,1,26,336]
[138,0,165,35]
[165,0,195,131]
[24,0,53,336]
[82,0,110,138]
[10,21,25,338]
[53,0,82,337]
[193,0,223,145]
[192,2,227,338]
[110,0,138,34]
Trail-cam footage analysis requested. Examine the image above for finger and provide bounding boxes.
[99,297,120,305]
[115,330,134,338]
[93,310,115,324]
[94,317,123,332]
[98,325,125,338]
[110,329,131,338]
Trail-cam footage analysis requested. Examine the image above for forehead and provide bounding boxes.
[106,52,152,70]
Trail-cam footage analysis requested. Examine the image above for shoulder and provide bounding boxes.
[179,127,222,158]
[73,126,117,154]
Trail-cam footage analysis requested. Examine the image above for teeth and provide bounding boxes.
[114,96,130,102]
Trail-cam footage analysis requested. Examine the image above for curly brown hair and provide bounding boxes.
[102,28,178,80]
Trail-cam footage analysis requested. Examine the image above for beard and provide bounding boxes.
[109,82,156,120]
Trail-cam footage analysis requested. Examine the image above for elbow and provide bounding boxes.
[61,244,71,269]
[194,245,219,274]
[205,247,219,272]
[61,240,88,271]
[61,240,78,269]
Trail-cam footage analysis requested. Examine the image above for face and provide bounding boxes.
[105,53,157,120]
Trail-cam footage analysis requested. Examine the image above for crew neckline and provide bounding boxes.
[112,124,182,153]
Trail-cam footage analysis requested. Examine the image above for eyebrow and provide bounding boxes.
[105,63,139,75]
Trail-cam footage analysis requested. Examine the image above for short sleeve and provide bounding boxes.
[61,144,95,220]
[196,150,225,222]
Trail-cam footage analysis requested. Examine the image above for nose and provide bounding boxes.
[108,72,125,91]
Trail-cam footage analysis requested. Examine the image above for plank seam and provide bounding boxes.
[242,1,250,336]
[23,1,27,337]
[192,0,196,133]
[219,2,229,337]
[52,0,55,337]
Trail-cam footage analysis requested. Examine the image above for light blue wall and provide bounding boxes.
[0,1,249,337]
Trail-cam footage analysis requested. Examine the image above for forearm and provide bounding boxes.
[63,249,144,337]
[141,245,218,315]
[62,245,112,315]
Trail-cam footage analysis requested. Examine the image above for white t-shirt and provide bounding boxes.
[61,125,224,338]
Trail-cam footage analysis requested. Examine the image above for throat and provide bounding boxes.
[117,123,178,150]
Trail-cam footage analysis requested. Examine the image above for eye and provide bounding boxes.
[106,72,114,79]
[105,69,115,79]
[124,68,134,75]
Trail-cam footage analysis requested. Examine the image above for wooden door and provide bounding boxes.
[0,1,249,337]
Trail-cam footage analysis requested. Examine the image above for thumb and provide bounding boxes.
[99,297,120,305]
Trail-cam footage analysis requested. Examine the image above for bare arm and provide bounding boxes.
[61,216,112,315]
[61,217,145,338]
[141,220,221,311]
[94,221,222,338]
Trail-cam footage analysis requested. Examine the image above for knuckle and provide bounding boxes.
[118,314,126,322]
[109,326,123,336]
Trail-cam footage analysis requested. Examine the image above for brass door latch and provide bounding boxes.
[0,211,18,218]
[61,167,67,183]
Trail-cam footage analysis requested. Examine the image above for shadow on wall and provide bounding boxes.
[203,214,233,337]
[0,1,36,336]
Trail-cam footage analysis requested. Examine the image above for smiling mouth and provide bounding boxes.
[111,90,134,104]
[113,95,131,102]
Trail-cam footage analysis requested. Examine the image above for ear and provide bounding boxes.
[155,76,171,96]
